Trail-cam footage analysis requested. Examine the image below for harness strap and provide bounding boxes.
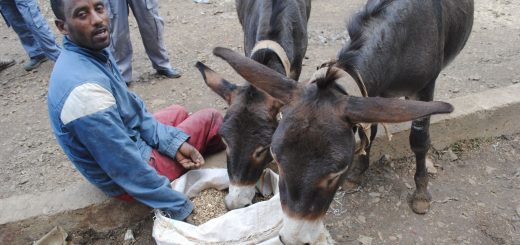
[251,40,292,78]
[251,40,291,124]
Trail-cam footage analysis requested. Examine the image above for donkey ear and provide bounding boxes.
[342,96,454,123]
[213,47,298,104]
[195,61,238,105]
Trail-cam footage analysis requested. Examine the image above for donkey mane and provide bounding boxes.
[237,0,296,41]
[266,0,288,39]
[244,85,266,101]
[314,67,345,91]
[337,0,393,74]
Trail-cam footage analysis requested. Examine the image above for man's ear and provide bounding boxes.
[55,19,68,35]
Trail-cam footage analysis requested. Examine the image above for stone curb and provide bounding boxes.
[371,83,520,159]
[1,84,519,243]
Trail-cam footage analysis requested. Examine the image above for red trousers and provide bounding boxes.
[116,105,225,202]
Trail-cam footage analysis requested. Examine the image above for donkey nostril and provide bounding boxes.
[224,202,230,210]
[244,203,251,207]
[278,235,286,245]
[278,235,309,245]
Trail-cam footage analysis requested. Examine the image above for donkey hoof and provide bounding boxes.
[411,199,430,214]
[342,181,362,194]
[411,191,432,214]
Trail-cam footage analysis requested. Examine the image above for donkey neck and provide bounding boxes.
[339,0,449,98]
[240,1,294,51]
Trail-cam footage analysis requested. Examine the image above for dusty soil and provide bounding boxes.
[325,133,520,244]
[51,133,520,245]
[68,214,155,245]
[0,0,519,244]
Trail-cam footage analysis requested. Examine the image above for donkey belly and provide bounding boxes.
[380,85,429,99]
[378,72,441,99]
[441,0,475,67]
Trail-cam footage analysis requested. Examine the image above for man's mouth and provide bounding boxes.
[93,27,108,38]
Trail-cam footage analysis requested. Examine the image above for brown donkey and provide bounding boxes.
[209,0,474,243]
[196,0,311,210]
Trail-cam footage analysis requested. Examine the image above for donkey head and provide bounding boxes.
[196,62,284,210]
[213,47,454,244]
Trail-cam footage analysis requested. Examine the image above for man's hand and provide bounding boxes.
[175,142,205,169]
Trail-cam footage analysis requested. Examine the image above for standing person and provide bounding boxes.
[0,0,61,71]
[106,0,181,82]
[48,0,225,220]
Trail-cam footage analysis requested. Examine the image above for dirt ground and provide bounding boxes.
[325,133,520,244]
[0,0,519,244]
[58,133,520,245]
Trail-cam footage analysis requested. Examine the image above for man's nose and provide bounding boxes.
[91,11,104,25]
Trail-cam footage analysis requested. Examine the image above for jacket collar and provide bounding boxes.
[63,36,110,63]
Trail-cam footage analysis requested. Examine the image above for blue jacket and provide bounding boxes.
[47,37,192,220]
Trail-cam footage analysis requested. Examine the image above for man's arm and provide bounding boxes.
[61,83,192,220]
[128,92,190,160]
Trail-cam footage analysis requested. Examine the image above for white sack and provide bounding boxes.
[153,168,284,245]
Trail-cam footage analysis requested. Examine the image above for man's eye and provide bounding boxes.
[77,11,87,18]
[95,5,105,12]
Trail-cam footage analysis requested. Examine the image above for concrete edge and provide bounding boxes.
[0,153,227,225]
[1,84,519,240]
[370,83,520,159]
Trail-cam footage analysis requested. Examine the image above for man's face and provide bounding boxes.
[56,0,110,51]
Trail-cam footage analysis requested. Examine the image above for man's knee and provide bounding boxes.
[154,104,188,124]
[158,104,188,116]
[198,108,223,123]
[166,104,188,113]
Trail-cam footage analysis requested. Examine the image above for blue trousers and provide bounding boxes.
[107,0,173,82]
[0,0,60,61]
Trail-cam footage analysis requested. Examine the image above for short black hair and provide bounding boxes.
[50,0,65,20]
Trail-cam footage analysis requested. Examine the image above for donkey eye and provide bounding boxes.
[221,137,231,156]
[269,147,277,162]
[221,137,229,147]
[253,145,270,161]
[319,165,349,190]
[327,175,341,188]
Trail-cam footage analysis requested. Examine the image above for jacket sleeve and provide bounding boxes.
[61,83,192,220]
[129,92,189,159]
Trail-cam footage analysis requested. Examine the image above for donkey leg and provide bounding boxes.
[409,116,432,214]
[343,124,378,193]
[409,82,436,214]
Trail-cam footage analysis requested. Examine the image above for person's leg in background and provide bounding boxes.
[15,0,60,61]
[107,0,134,83]
[151,105,225,181]
[1,0,46,71]
[128,0,181,78]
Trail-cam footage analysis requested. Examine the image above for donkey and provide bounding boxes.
[210,0,474,243]
[196,0,311,210]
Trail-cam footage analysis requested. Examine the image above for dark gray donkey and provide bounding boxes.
[196,0,311,210]
[210,0,474,243]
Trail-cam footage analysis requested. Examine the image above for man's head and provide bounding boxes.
[51,0,110,51]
